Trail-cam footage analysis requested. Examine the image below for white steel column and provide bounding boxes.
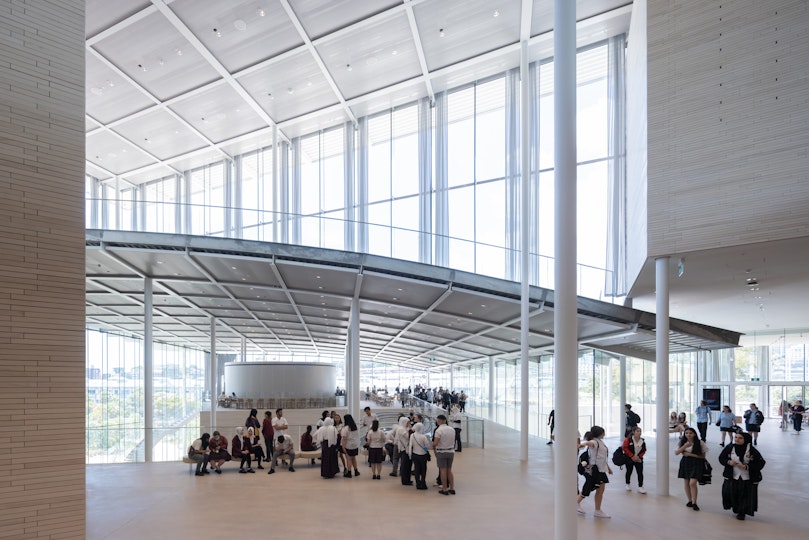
[241,337,247,363]
[449,365,454,391]
[210,317,217,432]
[488,356,496,419]
[272,125,279,243]
[520,39,530,462]
[144,278,154,462]
[656,256,670,496]
[349,294,361,418]
[554,0,578,536]
[619,356,627,437]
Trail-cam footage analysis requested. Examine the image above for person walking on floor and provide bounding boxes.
[743,403,765,445]
[577,426,613,518]
[675,427,707,511]
[622,426,647,493]
[717,405,736,446]
[694,400,712,442]
[718,431,766,520]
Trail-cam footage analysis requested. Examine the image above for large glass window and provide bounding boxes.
[189,162,226,236]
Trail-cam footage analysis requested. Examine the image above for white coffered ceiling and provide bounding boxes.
[85,0,632,183]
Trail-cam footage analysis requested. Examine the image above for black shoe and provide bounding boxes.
[754,440,757,445]
[215,468,222,474]
[354,470,360,476]
[195,472,204,476]
[389,472,398,477]
[203,469,210,474]
[402,481,413,485]
[720,443,725,447]
[546,441,553,445]
[344,470,352,478]
[736,513,745,520]
[267,469,275,474]
[288,467,295,472]
[439,490,449,495]
[257,465,264,469]
[448,489,456,495]
[692,504,700,511]
[239,469,246,474]
[686,501,693,507]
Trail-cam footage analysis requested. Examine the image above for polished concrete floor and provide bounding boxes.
[87,419,808,539]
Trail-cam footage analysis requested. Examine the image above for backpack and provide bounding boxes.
[577,449,592,476]
[755,410,764,424]
[612,446,627,467]
[630,411,641,425]
[188,445,195,459]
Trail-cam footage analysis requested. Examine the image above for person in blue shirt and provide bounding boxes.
[718,405,736,447]
[694,400,712,442]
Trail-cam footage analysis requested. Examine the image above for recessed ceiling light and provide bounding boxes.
[176,49,183,56]
[346,64,352,71]
[234,19,247,31]
[287,87,294,94]
[315,275,321,279]
[214,28,222,37]
[138,63,146,72]
[439,28,445,38]
[158,58,164,67]
[391,49,398,56]
[258,8,265,17]
[306,81,312,87]
[493,10,500,17]
[156,260,163,264]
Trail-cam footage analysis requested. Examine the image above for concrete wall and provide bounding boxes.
[647,0,809,257]
[224,362,337,398]
[0,0,86,537]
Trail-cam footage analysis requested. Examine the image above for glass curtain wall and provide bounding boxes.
[86,329,206,463]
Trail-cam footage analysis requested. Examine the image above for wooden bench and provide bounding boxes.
[183,454,255,474]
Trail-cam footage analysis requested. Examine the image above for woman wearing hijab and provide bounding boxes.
[316,418,339,478]
[246,426,264,469]
[408,422,431,490]
[232,427,254,473]
[719,431,765,520]
[395,416,413,485]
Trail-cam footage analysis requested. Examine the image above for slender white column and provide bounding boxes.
[241,337,246,363]
[488,356,495,419]
[210,317,217,432]
[619,357,627,438]
[520,39,530,462]
[656,256,670,496]
[272,125,279,243]
[144,278,154,462]
[350,294,361,418]
[449,365,454,391]
[554,0,578,536]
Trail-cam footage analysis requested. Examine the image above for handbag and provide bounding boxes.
[578,449,591,476]
[698,461,712,485]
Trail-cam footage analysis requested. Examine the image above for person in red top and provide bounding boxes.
[208,430,231,473]
[622,426,647,493]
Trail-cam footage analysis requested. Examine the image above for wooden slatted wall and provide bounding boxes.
[647,0,809,256]
[0,0,86,537]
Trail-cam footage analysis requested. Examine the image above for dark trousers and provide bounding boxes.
[793,414,803,431]
[625,460,644,487]
[239,454,252,469]
[697,421,708,441]
[454,427,462,451]
[412,453,428,488]
[399,451,412,484]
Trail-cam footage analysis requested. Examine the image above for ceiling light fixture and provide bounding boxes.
[493,10,500,17]
[138,63,146,72]
[213,28,221,37]
[346,63,352,71]
[267,92,274,100]
[258,8,265,17]
[439,28,445,38]
[287,87,294,94]
[176,48,183,56]
[234,19,247,31]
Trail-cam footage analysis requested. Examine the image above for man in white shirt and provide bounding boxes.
[271,409,289,466]
[433,414,456,495]
[450,406,463,452]
[268,434,295,473]
[361,406,377,429]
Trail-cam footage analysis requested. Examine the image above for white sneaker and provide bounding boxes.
[594,510,611,519]
[638,487,647,494]
[625,484,631,491]
[576,505,585,515]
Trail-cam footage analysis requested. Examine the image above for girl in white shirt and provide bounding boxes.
[576,426,613,518]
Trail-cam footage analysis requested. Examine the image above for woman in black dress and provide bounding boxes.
[675,427,707,511]
[718,431,765,520]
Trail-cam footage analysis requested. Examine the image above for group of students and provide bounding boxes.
[187,408,297,476]
[575,404,767,521]
[311,408,459,495]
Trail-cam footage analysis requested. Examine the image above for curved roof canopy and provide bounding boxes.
[86,231,740,369]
